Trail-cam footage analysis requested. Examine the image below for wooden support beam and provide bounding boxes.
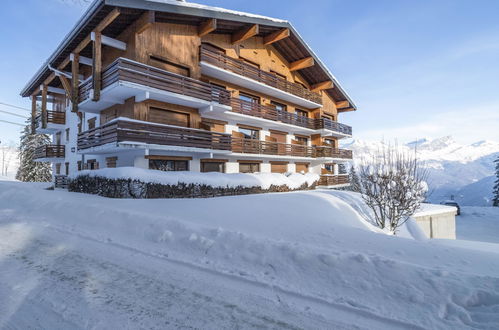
[31,95,37,134]
[263,28,290,45]
[289,57,314,71]
[71,53,92,66]
[92,31,102,101]
[91,32,126,51]
[71,53,79,112]
[74,34,91,54]
[198,18,217,37]
[231,24,258,44]
[42,72,56,88]
[46,86,66,95]
[311,80,333,92]
[335,100,350,109]
[136,11,155,34]
[95,7,121,32]
[59,75,72,99]
[40,85,48,129]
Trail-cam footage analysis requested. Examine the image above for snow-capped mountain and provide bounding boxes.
[343,136,499,206]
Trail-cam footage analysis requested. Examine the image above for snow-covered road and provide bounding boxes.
[0,213,416,329]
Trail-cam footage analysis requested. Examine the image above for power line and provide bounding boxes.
[0,109,29,118]
[0,119,25,127]
[0,102,31,112]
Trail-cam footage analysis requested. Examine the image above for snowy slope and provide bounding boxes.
[0,146,18,181]
[1,181,499,329]
[344,136,499,206]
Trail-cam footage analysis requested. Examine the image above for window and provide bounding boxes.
[239,127,259,140]
[55,163,61,175]
[271,101,287,112]
[87,159,98,170]
[201,161,225,173]
[270,162,288,173]
[295,136,308,145]
[149,159,189,171]
[324,163,334,174]
[65,162,69,176]
[149,107,190,127]
[77,161,82,171]
[296,163,309,173]
[295,109,308,117]
[65,128,70,142]
[238,92,260,104]
[55,132,61,145]
[239,162,260,173]
[324,139,336,148]
[106,157,117,168]
[87,117,96,130]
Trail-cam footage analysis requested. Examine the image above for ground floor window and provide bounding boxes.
[106,157,117,168]
[65,162,69,176]
[201,161,225,173]
[149,159,189,171]
[239,162,260,173]
[55,163,61,175]
[295,163,309,173]
[270,162,288,173]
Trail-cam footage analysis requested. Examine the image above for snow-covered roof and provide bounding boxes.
[20,0,357,110]
[413,203,457,217]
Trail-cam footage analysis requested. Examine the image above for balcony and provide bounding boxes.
[200,44,322,109]
[232,138,352,159]
[315,146,353,159]
[318,175,349,187]
[35,111,65,133]
[218,98,352,137]
[33,145,65,161]
[77,118,232,154]
[78,58,231,113]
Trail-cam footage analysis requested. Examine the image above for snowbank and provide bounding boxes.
[72,167,320,190]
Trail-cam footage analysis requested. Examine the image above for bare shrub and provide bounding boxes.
[358,145,428,234]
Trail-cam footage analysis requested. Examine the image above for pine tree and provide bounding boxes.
[16,119,52,182]
[349,165,361,192]
[493,156,499,207]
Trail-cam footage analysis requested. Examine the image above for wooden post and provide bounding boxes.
[71,53,79,112]
[92,31,102,101]
[41,85,48,129]
[31,95,37,134]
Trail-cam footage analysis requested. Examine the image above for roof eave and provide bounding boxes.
[20,0,105,97]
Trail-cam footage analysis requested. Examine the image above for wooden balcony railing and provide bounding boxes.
[318,175,349,186]
[200,44,322,105]
[33,145,65,159]
[315,147,353,159]
[232,138,352,159]
[231,98,352,135]
[77,119,233,151]
[79,57,231,105]
[232,138,315,157]
[35,111,66,129]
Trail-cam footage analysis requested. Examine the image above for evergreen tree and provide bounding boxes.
[349,165,361,192]
[16,119,52,182]
[493,156,499,207]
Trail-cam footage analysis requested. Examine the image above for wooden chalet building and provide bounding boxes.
[21,0,357,188]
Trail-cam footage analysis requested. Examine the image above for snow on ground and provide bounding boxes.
[456,206,499,244]
[1,181,499,329]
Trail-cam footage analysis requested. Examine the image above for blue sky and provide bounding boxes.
[1,0,498,146]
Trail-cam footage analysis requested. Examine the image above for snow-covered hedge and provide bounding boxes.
[68,167,319,198]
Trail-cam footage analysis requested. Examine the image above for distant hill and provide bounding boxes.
[343,136,499,206]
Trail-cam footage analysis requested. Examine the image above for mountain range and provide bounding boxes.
[343,136,499,206]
